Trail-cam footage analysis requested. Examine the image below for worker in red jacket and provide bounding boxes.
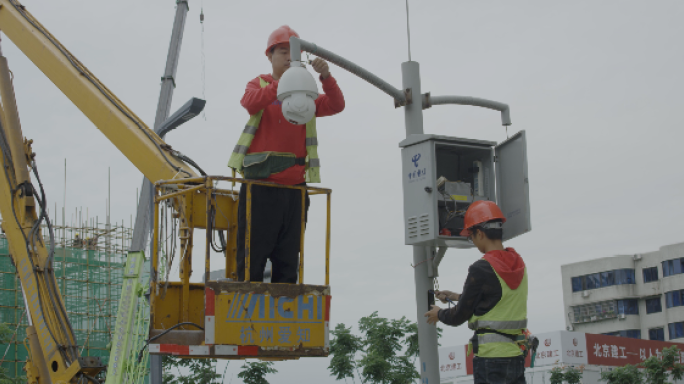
[228,25,345,283]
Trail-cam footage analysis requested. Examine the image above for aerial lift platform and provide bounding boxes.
[147,177,332,360]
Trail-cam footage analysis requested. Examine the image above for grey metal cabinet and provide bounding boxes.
[399,131,531,248]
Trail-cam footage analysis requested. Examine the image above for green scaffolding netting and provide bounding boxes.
[0,237,124,378]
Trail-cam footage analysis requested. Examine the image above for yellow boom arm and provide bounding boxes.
[0,0,196,182]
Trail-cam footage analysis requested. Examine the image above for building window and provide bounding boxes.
[570,300,624,324]
[662,258,684,277]
[602,330,642,339]
[649,328,665,341]
[617,299,639,315]
[586,273,600,290]
[614,269,636,285]
[570,268,636,292]
[571,276,583,292]
[645,297,662,314]
[665,290,684,308]
[625,330,641,339]
[601,271,615,287]
[668,322,684,340]
[643,267,659,283]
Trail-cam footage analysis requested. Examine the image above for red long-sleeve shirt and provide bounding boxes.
[240,73,345,185]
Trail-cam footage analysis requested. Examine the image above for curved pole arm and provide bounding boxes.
[290,36,408,106]
[423,94,511,126]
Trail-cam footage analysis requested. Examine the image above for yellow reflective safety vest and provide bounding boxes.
[468,259,528,358]
[227,77,321,183]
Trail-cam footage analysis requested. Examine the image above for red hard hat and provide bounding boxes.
[459,201,506,237]
[265,25,299,56]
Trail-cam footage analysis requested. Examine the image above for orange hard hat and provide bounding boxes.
[265,25,299,56]
[459,200,506,237]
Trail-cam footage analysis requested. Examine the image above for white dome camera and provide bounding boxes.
[277,64,319,125]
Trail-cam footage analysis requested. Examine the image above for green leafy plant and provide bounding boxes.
[600,364,643,384]
[642,346,684,384]
[564,366,584,384]
[162,356,222,384]
[328,312,441,384]
[328,323,363,382]
[237,361,277,384]
[550,365,584,384]
[549,367,564,384]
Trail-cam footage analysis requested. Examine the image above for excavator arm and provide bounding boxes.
[0,0,198,382]
[0,0,197,182]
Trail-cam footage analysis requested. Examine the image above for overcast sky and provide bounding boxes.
[3,0,684,382]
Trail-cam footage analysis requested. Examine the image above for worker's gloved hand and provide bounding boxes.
[311,58,330,79]
[434,290,460,303]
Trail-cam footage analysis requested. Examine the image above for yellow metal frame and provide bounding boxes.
[150,176,332,326]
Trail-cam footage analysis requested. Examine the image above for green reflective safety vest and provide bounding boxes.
[467,259,528,358]
[227,77,321,183]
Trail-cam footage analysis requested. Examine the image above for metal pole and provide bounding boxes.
[154,0,189,129]
[126,1,189,382]
[402,60,439,384]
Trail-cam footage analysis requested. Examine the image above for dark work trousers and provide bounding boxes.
[472,356,526,384]
[236,183,310,283]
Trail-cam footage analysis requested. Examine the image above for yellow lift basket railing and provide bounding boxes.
[148,176,332,360]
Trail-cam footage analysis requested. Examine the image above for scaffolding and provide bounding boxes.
[0,218,132,379]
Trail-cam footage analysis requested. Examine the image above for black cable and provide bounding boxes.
[31,164,79,359]
[137,322,204,362]
[177,154,207,176]
[211,191,229,253]
[209,205,226,253]
[81,373,100,384]
[28,181,73,352]
[218,230,227,250]
[0,121,14,174]
[1,161,68,363]
[208,192,227,253]
[29,174,75,359]
[7,0,192,179]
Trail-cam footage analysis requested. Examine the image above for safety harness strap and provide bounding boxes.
[468,319,528,331]
[471,329,525,354]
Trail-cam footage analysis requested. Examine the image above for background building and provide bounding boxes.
[561,242,684,342]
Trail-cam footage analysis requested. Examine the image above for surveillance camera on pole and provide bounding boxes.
[277,64,318,125]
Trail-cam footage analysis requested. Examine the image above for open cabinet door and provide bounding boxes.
[495,130,531,241]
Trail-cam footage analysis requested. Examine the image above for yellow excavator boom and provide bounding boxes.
[0,0,196,182]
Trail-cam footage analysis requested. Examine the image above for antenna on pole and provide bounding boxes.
[405,0,412,61]
[200,2,206,120]
[63,158,67,212]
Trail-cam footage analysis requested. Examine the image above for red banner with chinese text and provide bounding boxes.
[586,334,684,367]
